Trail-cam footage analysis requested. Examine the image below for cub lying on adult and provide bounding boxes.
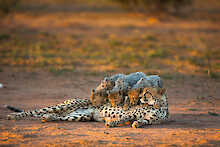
[7,87,169,128]
[90,72,163,107]
[90,72,147,106]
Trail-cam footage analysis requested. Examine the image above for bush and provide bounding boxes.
[0,0,20,14]
[112,0,192,13]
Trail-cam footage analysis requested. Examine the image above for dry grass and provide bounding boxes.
[0,2,220,146]
[0,0,219,79]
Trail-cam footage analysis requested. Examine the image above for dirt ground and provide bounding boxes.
[0,0,220,146]
[0,69,220,147]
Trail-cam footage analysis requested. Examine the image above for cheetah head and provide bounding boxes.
[90,89,108,106]
[107,90,124,107]
[140,87,166,108]
[97,78,115,91]
[128,88,143,105]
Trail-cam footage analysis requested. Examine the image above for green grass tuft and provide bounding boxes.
[147,49,169,58]
[206,70,219,79]
[208,112,219,116]
[0,34,10,41]
[49,67,75,76]
[161,73,173,79]
[144,35,158,41]
[108,39,122,47]
[188,57,206,67]
[188,108,198,111]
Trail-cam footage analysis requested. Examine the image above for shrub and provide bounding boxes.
[0,0,20,14]
[112,0,192,13]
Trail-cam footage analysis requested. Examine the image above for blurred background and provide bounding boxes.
[0,0,219,78]
[0,1,220,146]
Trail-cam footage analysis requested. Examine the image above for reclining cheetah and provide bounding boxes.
[7,87,169,128]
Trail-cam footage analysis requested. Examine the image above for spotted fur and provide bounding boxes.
[105,87,169,128]
[7,87,169,128]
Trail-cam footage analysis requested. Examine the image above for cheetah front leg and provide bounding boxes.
[132,109,162,128]
[131,112,162,128]
[104,113,134,128]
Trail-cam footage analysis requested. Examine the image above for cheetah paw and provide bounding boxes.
[7,113,18,120]
[132,121,139,128]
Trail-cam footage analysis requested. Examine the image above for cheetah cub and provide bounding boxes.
[91,72,147,106]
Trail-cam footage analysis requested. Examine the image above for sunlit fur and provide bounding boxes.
[107,91,124,107]
[90,89,108,106]
[7,87,169,128]
[128,88,142,106]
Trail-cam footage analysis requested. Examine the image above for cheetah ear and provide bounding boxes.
[104,77,109,82]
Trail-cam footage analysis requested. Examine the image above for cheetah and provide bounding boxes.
[90,88,108,106]
[91,72,148,106]
[128,88,142,106]
[7,87,169,128]
[106,74,163,107]
[132,75,163,89]
[128,75,163,106]
[105,87,169,128]
[94,73,125,92]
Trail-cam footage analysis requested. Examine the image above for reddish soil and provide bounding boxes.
[0,70,220,147]
[0,0,220,146]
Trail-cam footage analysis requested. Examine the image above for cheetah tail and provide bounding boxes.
[4,105,23,112]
